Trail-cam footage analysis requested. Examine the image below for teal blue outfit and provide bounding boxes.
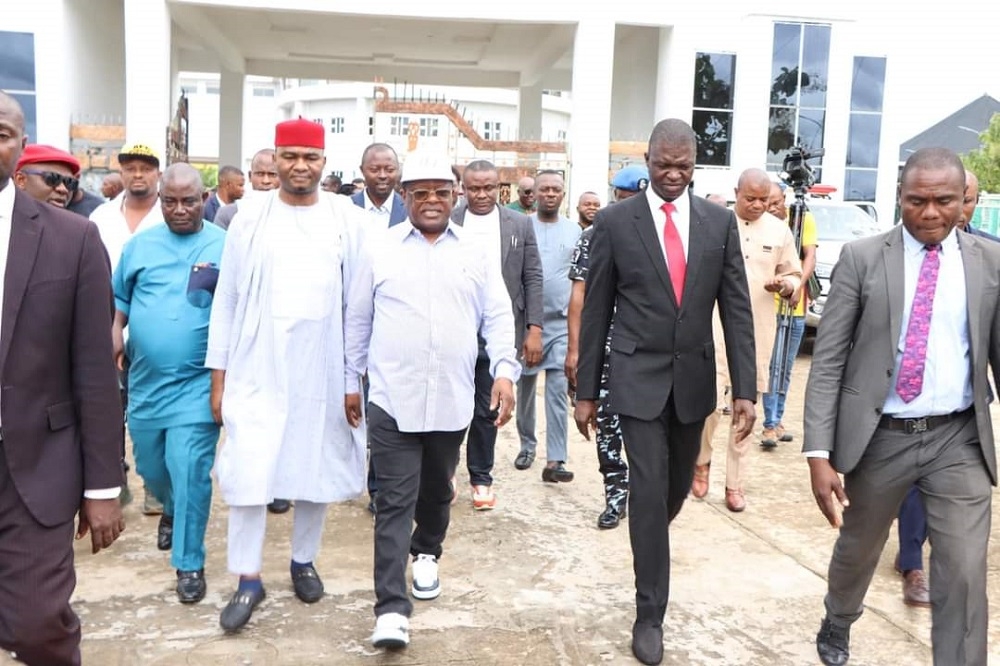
[113,222,225,571]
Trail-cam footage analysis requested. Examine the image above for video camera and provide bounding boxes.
[780,146,824,190]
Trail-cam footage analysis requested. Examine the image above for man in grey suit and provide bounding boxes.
[805,147,999,666]
[450,160,543,509]
[575,119,756,665]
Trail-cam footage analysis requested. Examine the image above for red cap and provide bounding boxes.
[17,144,81,176]
[275,117,325,150]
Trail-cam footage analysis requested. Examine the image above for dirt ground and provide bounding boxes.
[68,340,1000,665]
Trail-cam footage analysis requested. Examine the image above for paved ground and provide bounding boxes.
[70,342,1000,665]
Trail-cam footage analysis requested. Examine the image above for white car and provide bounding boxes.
[805,200,881,329]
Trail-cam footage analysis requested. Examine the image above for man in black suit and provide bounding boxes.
[0,91,125,665]
[575,119,756,665]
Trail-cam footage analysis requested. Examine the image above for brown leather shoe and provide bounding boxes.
[902,570,930,608]
[725,487,746,512]
[690,463,710,498]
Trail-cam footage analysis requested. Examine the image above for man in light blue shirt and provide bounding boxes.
[344,152,518,651]
[112,164,224,604]
[514,170,581,481]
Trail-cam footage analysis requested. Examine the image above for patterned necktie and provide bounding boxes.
[895,244,940,403]
[661,202,686,305]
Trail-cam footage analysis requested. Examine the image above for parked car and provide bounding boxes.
[804,200,881,328]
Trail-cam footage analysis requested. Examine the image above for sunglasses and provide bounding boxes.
[22,169,79,191]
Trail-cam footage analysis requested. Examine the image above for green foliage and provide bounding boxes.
[192,163,218,190]
[963,113,1000,193]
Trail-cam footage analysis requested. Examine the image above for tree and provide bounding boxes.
[963,113,1000,194]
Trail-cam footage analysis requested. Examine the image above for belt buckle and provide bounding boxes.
[904,418,928,435]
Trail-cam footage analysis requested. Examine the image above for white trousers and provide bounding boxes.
[227,501,328,575]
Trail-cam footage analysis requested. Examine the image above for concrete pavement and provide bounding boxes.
[68,352,1000,665]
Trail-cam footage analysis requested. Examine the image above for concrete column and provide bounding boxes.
[568,17,615,206]
[123,0,171,155]
[218,68,245,168]
[653,26,673,122]
[518,82,544,141]
[653,25,697,123]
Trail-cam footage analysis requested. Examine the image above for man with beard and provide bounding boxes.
[344,152,517,649]
[12,144,80,210]
[576,191,601,229]
[351,143,407,227]
[207,118,368,634]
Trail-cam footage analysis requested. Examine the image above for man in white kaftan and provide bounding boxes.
[206,118,368,633]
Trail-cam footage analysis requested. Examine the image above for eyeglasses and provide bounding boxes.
[22,169,79,191]
[409,188,453,202]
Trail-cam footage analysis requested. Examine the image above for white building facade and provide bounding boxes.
[6,0,903,219]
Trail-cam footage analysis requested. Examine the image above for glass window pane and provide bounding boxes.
[767,106,796,169]
[844,169,878,201]
[0,31,35,91]
[850,56,886,112]
[846,113,881,168]
[693,53,736,110]
[797,108,826,156]
[770,23,801,105]
[11,93,36,143]
[800,24,831,108]
[692,110,733,166]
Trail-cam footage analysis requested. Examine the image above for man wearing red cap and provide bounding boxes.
[13,144,81,209]
[207,118,369,634]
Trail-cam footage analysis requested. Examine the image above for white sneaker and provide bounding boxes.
[371,612,409,649]
[411,553,440,600]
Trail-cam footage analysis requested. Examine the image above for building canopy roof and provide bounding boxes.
[899,94,1000,162]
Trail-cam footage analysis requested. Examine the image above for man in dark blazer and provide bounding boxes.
[450,160,543,509]
[0,92,125,665]
[805,148,998,666]
[351,143,408,228]
[575,119,756,666]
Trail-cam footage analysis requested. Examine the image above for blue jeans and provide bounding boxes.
[763,315,806,429]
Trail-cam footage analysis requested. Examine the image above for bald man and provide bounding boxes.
[112,163,225,604]
[102,172,124,200]
[506,176,536,214]
[692,169,802,512]
[213,149,279,232]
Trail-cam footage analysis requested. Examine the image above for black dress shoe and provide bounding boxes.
[267,499,291,514]
[631,621,664,665]
[291,565,324,603]
[176,569,206,604]
[157,514,173,551]
[367,493,377,515]
[541,462,574,483]
[597,505,625,530]
[816,618,850,666]
[514,450,535,470]
[219,586,266,634]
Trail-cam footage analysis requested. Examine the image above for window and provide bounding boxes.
[180,84,197,95]
[252,87,275,97]
[483,121,501,141]
[206,85,220,95]
[557,129,567,141]
[844,57,886,202]
[419,117,439,137]
[390,115,409,136]
[0,31,36,142]
[368,116,374,136]
[330,117,345,134]
[312,117,324,127]
[766,22,831,179]
[691,52,736,167]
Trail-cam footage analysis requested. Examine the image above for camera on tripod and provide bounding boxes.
[780,145,825,190]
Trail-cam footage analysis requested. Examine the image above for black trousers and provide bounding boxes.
[369,404,466,617]
[0,444,80,665]
[619,395,704,625]
[466,357,498,486]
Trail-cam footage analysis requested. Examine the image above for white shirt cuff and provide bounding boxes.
[804,451,830,459]
[84,487,122,500]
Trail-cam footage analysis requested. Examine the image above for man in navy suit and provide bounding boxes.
[351,143,407,228]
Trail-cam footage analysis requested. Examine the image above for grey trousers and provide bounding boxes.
[825,411,991,666]
[516,369,569,463]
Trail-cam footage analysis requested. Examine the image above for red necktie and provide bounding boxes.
[661,202,686,305]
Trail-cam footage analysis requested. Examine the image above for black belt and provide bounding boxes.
[877,408,972,435]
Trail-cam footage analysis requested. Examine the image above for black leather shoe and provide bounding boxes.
[219,585,266,634]
[514,450,535,470]
[597,505,625,530]
[267,499,291,514]
[176,569,206,604]
[631,621,664,665]
[541,462,574,483]
[157,514,173,551]
[816,618,850,666]
[291,565,324,603]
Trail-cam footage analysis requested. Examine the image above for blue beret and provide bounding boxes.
[612,165,649,192]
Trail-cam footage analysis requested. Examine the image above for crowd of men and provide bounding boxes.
[0,83,997,666]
